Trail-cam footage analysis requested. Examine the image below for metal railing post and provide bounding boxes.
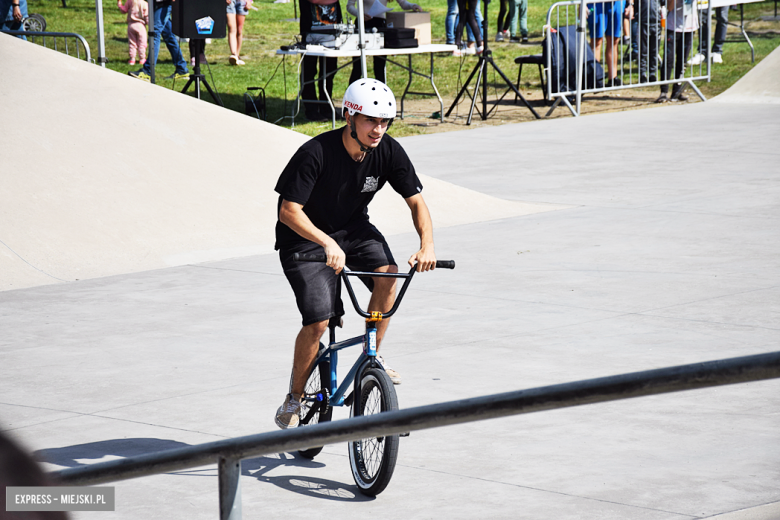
[218,457,242,520]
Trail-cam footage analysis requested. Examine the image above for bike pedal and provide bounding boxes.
[399,432,411,437]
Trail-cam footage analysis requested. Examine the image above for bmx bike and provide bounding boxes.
[291,252,455,496]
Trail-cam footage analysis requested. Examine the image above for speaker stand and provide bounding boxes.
[445,0,540,123]
[181,52,223,106]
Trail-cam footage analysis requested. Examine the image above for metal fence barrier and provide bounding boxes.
[49,350,780,519]
[1,30,92,62]
[543,0,713,116]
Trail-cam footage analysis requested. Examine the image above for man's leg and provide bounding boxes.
[276,321,327,429]
[141,6,164,74]
[160,8,188,74]
[290,320,329,397]
[711,6,728,59]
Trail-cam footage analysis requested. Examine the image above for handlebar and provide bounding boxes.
[292,252,455,319]
[293,252,455,270]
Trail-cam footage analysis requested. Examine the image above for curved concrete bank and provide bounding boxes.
[0,33,567,292]
[712,44,780,104]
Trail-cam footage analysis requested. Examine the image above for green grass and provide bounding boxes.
[25,0,780,136]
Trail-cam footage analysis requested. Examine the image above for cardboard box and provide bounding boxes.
[385,12,431,46]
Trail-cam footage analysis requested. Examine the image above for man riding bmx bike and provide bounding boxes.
[273,79,439,429]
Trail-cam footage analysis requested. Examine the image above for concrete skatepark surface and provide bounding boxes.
[1,34,779,519]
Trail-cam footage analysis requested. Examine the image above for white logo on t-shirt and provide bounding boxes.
[361,176,379,193]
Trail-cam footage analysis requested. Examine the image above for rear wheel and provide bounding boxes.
[348,367,399,496]
[297,352,332,459]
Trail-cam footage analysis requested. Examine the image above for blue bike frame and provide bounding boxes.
[306,265,420,409]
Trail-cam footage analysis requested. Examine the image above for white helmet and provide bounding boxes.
[342,79,397,119]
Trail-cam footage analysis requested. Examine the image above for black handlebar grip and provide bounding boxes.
[293,252,327,262]
[435,260,455,269]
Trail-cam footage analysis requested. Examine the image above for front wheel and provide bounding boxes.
[297,350,332,459]
[348,367,399,496]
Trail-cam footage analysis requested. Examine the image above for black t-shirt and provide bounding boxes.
[299,0,343,35]
[274,128,423,250]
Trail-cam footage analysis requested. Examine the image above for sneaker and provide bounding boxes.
[164,71,189,80]
[495,32,504,42]
[377,355,401,385]
[476,45,484,55]
[464,45,476,55]
[139,58,146,65]
[452,48,463,57]
[712,52,723,64]
[510,35,521,43]
[687,52,705,65]
[128,59,136,65]
[521,36,528,43]
[655,92,669,103]
[128,70,150,81]
[235,57,246,66]
[229,54,239,65]
[274,393,302,429]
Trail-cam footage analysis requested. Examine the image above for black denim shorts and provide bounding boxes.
[279,224,396,326]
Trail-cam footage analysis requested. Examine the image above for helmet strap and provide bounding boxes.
[349,116,377,155]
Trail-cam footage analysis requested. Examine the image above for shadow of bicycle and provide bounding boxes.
[35,438,372,502]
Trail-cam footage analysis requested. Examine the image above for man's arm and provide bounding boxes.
[279,199,346,273]
[405,193,436,272]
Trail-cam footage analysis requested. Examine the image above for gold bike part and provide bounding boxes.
[366,311,384,322]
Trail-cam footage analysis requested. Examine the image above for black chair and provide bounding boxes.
[514,54,546,102]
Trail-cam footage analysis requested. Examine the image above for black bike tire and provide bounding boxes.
[348,367,399,496]
[297,355,332,459]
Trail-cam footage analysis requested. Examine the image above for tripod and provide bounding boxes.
[445,0,540,123]
[181,49,223,106]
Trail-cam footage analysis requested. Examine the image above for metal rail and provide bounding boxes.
[50,350,780,518]
[1,30,92,62]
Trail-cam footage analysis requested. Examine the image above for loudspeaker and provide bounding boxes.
[172,0,226,39]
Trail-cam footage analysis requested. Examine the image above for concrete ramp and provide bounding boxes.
[713,44,780,104]
[0,33,567,292]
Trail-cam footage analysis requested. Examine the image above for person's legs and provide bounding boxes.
[507,0,518,37]
[712,5,728,54]
[659,29,674,97]
[465,0,482,44]
[290,320,329,397]
[497,0,508,36]
[696,9,709,54]
[446,0,458,44]
[605,0,624,80]
[672,30,693,98]
[474,0,483,42]
[465,0,482,47]
[605,36,619,79]
[138,24,148,63]
[159,4,188,73]
[235,14,246,56]
[455,0,468,47]
[141,5,165,74]
[301,55,322,119]
[517,0,528,38]
[227,12,238,56]
[128,25,138,63]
